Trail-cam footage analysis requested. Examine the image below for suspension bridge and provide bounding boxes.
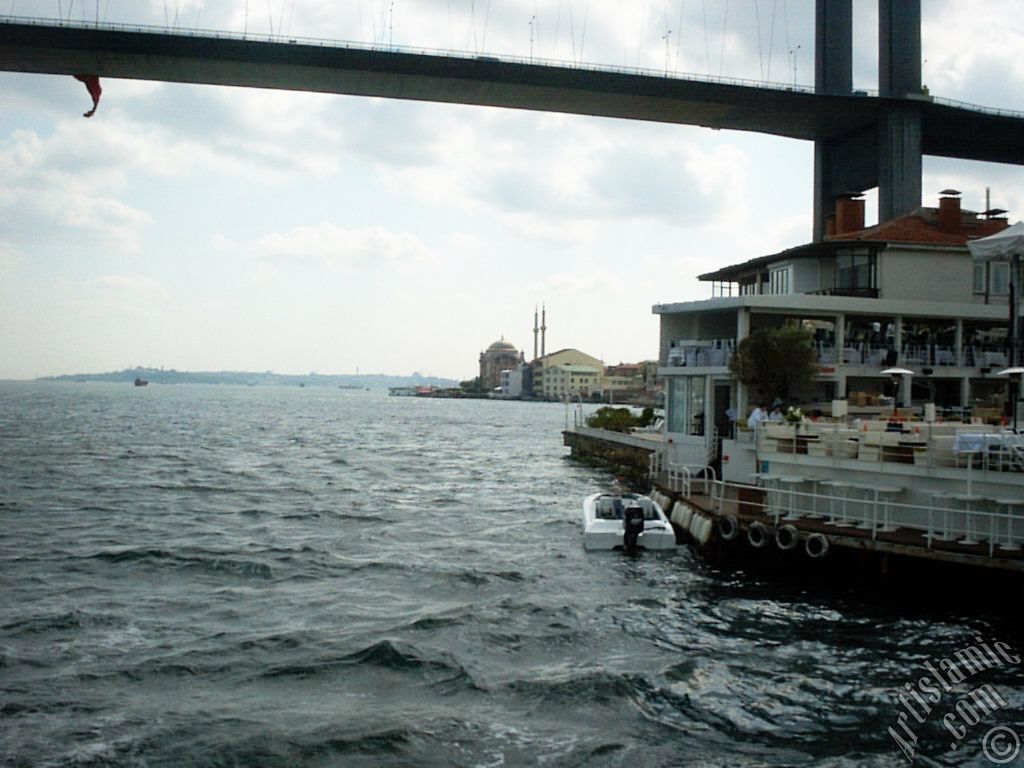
[1,1,1022,239]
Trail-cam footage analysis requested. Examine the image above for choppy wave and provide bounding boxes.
[0,383,1021,767]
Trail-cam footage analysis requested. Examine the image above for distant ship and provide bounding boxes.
[134,377,148,387]
[388,386,417,397]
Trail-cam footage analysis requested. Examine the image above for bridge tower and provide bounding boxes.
[813,0,923,240]
[877,0,923,224]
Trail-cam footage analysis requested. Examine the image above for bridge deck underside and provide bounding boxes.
[1,21,1021,167]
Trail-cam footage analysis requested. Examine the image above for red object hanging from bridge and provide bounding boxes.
[73,75,102,117]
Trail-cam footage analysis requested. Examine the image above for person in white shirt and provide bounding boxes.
[747,403,768,429]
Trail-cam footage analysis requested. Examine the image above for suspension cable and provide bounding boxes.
[755,0,763,80]
[718,0,728,76]
[676,0,685,69]
[701,0,710,75]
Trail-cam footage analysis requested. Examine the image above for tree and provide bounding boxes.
[729,324,818,404]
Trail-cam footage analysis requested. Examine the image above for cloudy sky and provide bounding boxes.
[2,0,1023,380]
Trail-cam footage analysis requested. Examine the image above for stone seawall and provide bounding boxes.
[562,427,660,484]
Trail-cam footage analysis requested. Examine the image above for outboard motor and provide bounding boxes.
[623,505,645,553]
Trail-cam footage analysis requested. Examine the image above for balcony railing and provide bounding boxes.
[664,338,1021,371]
[665,339,735,367]
[816,343,1017,369]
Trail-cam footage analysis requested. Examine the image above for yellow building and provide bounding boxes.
[543,364,601,398]
[533,348,604,399]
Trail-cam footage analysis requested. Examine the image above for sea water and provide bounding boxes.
[1,382,1022,766]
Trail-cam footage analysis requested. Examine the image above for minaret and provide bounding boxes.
[541,304,547,357]
[533,306,539,361]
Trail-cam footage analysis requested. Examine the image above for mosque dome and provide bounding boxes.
[487,338,517,352]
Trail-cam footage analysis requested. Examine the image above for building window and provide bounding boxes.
[770,266,791,295]
[991,262,1010,295]
[688,380,705,436]
[667,378,689,433]
[836,249,875,294]
[667,376,706,435]
[973,263,986,294]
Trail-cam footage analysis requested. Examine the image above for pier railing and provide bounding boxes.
[702,477,1024,558]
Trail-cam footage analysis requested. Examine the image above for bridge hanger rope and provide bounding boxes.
[551,0,560,59]
[718,0,727,76]
[580,1,589,62]
[479,0,493,53]
[567,0,575,61]
[782,0,790,75]
[631,0,647,68]
[532,0,540,57]
[701,0,710,75]
[755,0,763,79]
[675,0,685,71]
[446,0,454,49]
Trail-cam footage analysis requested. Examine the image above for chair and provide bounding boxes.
[778,476,806,522]
[994,498,1024,552]
[820,480,853,526]
[874,486,903,535]
[596,497,618,520]
[953,494,986,546]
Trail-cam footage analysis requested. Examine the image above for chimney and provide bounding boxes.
[834,196,865,235]
[938,189,961,234]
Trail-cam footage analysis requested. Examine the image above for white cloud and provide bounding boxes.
[922,1,1024,109]
[82,274,163,296]
[64,274,167,317]
[1,1,1022,380]
[0,241,23,276]
[251,222,436,270]
[0,126,153,252]
[532,266,621,297]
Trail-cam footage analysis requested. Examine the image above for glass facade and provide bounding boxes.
[667,376,706,436]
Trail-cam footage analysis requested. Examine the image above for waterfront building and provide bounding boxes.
[479,338,523,392]
[602,364,641,403]
[543,364,602,399]
[654,192,1014,464]
[533,348,605,399]
[606,360,663,404]
[498,363,530,398]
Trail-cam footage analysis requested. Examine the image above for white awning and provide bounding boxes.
[968,221,1024,262]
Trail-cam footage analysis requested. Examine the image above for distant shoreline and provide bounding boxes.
[34,368,460,390]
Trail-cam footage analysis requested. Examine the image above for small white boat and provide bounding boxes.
[581,492,677,551]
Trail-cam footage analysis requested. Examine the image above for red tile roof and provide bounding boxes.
[826,206,1008,245]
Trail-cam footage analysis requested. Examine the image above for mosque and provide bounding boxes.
[477,306,546,392]
[478,337,524,391]
[479,306,648,400]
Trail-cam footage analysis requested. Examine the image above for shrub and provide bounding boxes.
[586,406,643,432]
